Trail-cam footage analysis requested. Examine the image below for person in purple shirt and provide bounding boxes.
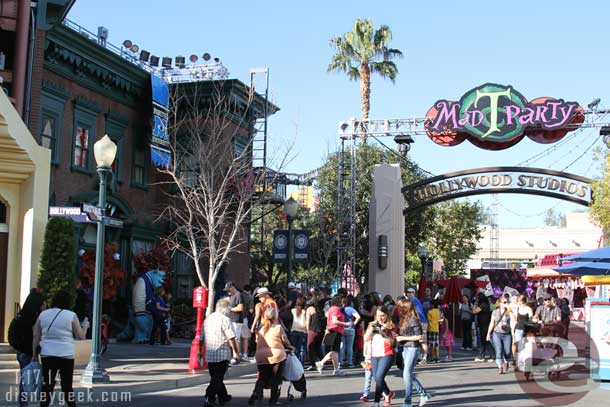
[406,288,429,363]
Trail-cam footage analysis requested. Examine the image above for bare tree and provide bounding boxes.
[158,81,289,312]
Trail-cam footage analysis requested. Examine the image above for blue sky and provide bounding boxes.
[69,0,609,227]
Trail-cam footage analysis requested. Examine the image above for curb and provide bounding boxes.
[75,362,259,396]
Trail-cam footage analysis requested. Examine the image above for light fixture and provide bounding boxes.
[122,40,132,49]
[525,240,534,247]
[572,239,581,247]
[162,57,172,68]
[149,55,160,67]
[189,54,198,63]
[113,253,121,261]
[93,135,118,168]
[417,245,429,259]
[588,98,601,109]
[284,197,299,218]
[394,134,415,155]
[549,240,558,247]
[202,53,211,61]
[139,50,150,62]
[213,57,220,63]
[130,44,139,53]
[175,56,186,68]
[78,249,86,257]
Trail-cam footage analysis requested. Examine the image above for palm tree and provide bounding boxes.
[328,19,403,142]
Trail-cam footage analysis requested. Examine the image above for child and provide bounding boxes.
[440,316,454,362]
[426,300,442,363]
[359,337,387,402]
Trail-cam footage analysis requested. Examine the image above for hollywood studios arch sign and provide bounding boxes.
[369,83,591,298]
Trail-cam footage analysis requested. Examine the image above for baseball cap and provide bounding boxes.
[288,282,296,289]
[224,281,235,291]
[406,288,416,294]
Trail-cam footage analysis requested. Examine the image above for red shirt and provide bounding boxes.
[327,306,344,334]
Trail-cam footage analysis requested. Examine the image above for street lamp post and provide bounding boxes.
[418,245,429,279]
[82,135,116,385]
[284,198,299,290]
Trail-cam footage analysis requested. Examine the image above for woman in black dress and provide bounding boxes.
[473,293,494,361]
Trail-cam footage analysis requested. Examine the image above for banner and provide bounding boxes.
[293,230,309,264]
[151,74,171,167]
[272,230,288,263]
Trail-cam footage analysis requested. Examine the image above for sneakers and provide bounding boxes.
[315,361,324,374]
[359,396,371,402]
[419,393,432,407]
[229,358,239,366]
[333,368,346,376]
[474,357,485,362]
[444,356,452,362]
[305,365,314,371]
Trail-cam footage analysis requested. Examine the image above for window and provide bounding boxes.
[105,113,128,184]
[132,148,146,186]
[40,115,55,151]
[73,127,89,168]
[40,85,68,165]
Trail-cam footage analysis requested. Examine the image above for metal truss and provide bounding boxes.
[336,109,610,283]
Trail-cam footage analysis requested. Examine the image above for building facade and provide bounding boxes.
[0,0,275,340]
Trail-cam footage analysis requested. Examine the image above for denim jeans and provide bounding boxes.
[362,367,373,397]
[16,352,31,407]
[402,347,426,404]
[340,327,355,366]
[290,331,307,364]
[492,332,513,368]
[371,355,394,402]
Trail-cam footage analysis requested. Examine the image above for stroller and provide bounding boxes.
[283,351,307,402]
[250,352,307,404]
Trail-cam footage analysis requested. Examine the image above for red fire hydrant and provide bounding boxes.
[189,286,208,373]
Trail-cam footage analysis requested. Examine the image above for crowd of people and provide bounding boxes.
[6,280,572,406]
[202,281,573,406]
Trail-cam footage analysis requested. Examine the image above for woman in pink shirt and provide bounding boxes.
[315,296,349,376]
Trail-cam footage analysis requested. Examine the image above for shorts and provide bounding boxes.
[241,320,251,339]
[323,330,342,353]
[513,328,524,344]
[231,322,243,341]
[421,323,428,343]
[427,332,439,347]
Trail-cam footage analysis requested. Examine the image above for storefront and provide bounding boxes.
[0,91,50,341]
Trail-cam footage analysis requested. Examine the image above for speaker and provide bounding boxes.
[149,55,160,67]
[378,235,388,270]
[162,57,172,68]
[139,50,150,62]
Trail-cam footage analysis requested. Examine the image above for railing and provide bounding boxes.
[61,18,229,80]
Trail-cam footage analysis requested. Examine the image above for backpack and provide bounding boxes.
[310,308,326,333]
[8,316,26,353]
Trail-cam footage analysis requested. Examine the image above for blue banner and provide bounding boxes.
[150,74,171,167]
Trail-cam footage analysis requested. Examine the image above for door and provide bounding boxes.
[0,224,8,342]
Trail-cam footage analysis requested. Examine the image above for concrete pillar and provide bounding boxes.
[368,164,405,299]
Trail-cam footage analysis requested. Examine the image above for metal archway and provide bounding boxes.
[402,166,592,212]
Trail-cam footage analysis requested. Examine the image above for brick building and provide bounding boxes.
[1,0,276,313]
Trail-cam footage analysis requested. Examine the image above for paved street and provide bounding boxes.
[134,351,610,407]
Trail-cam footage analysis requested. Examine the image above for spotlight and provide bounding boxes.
[162,57,172,68]
[130,44,139,53]
[175,55,186,68]
[122,39,133,49]
[149,55,160,67]
[394,134,415,155]
[588,98,601,109]
[202,53,211,61]
[139,50,150,62]
[600,126,610,136]
[189,54,198,63]
[213,57,220,63]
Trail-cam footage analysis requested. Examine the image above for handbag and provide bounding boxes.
[283,352,304,381]
[21,361,42,397]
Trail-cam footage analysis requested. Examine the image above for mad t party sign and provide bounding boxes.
[425,83,584,150]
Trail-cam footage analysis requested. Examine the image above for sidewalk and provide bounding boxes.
[0,340,258,402]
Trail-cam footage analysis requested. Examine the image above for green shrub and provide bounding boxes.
[38,217,77,307]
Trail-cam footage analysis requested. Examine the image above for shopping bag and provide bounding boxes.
[21,361,42,397]
[283,353,304,382]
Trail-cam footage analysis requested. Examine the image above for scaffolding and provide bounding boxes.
[488,194,500,269]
